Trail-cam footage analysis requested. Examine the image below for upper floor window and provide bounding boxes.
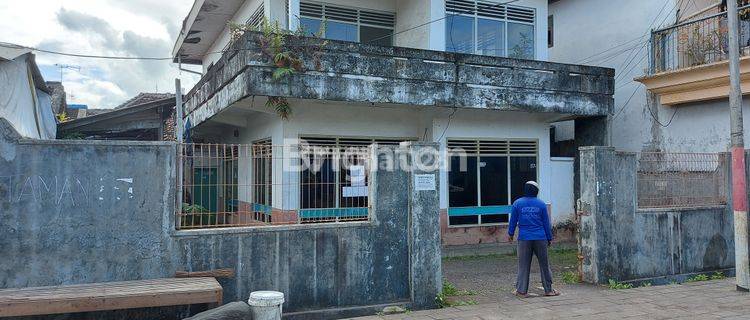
[445,0,536,59]
[299,2,395,46]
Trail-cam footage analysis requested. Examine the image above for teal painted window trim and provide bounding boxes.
[253,203,273,214]
[299,207,369,218]
[448,205,512,217]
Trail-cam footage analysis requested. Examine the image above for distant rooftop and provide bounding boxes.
[115,93,175,110]
[67,104,88,110]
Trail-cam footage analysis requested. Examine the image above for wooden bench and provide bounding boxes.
[0,277,223,317]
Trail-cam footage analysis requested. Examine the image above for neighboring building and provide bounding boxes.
[58,94,176,141]
[46,81,68,116]
[172,0,614,246]
[0,47,56,139]
[550,0,749,153]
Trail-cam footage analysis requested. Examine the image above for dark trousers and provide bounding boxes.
[515,240,554,294]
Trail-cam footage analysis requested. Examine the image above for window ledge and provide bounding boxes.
[448,223,509,229]
[170,220,374,237]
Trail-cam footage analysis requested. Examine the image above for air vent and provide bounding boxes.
[507,6,535,23]
[360,10,395,28]
[478,140,510,155]
[324,5,358,22]
[509,140,537,155]
[446,0,475,14]
[448,139,537,156]
[446,0,534,23]
[477,1,506,19]
[300,2,323,18]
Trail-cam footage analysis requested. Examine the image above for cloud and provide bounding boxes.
[0,1,199,109]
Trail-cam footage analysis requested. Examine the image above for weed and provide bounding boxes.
[561,271,581,284]
[442,280,476,296]
[641,282,652,287]
[686,274,710,283]
[607,279,633,290]
[710,272,725,280]
[436,281,478,308]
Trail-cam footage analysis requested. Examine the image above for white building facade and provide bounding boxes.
[173,0,612,245]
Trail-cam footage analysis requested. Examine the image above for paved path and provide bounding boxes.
[350,278,750,319]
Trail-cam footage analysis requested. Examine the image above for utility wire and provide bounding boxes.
[0,41,173,61]
[2,0,522,61]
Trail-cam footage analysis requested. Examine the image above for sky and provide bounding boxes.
[0,0,202,109]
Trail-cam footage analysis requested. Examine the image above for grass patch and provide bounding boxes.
[686,274,710,283]
[436,280,479,308]
[561,271,581,284]
[442,280,477,296]
[710,272,725,280]
[607,279,633,290]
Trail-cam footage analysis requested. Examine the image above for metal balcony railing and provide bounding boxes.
[650,4,750,74]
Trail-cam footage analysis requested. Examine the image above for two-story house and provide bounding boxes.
[551,0,750,153]
[172,0,613,247]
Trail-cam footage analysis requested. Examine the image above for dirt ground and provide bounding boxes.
[442,243,605,305]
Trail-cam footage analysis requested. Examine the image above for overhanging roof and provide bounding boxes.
[172,0,245,65]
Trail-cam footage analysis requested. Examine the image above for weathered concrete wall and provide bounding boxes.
[185,32,614,127]
[0,119,178,289]
[578,146,734,284]
[0,119,441,319]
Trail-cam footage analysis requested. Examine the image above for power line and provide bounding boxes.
[614,0,680,83]
[0,42,173,61]
[2,0,521,63]
[576,34,649,64]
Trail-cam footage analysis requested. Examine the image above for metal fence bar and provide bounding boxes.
[650,4,750,74]
[636,152,728,209]
[175,142,373,229]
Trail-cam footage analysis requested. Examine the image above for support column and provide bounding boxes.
[406,142,441,309]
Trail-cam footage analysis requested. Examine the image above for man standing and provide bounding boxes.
[507,181,559,297]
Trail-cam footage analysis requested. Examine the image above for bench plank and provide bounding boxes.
[0,278,223,317]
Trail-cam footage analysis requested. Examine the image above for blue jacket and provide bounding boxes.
[508,196,552,241]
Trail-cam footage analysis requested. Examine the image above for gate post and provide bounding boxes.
[405,142,441,309]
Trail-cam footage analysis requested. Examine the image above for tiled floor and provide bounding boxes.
[350,278,750,320]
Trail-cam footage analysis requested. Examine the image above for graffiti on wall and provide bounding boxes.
[0,175,135,206]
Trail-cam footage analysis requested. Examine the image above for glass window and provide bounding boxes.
[477,18,505,57]
[447,139,538,227]
[479,156,508,206]
[360,26,393,46]
[326,21,357,42]
[446,15,475,54]
[510,156,538,202]
[449,156,478,207]
[301,155,336,209]
[300,17,323,36]
[508,22,535,59]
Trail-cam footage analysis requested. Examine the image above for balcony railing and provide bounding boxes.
[650,4,750,74]
[183,31,614,127]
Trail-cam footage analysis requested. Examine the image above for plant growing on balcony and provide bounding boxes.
[678,24,726,67]
[228,19,327,119]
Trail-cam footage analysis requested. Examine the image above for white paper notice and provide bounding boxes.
[414,174,436,191]
[350,165,366,186]
[343,186,368,197]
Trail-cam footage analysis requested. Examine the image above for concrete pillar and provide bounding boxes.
[578,146,636,284]
[405,142,441,309]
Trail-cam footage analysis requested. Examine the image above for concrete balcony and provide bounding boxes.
[184,31,614,126]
